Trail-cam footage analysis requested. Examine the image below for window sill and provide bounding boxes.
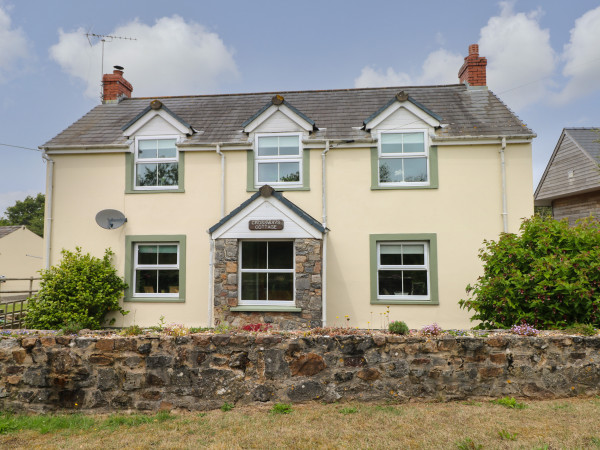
[125,188,185,194]
[371,184,437,190]
[247,186,309,192]
[370,299,438,305]
[124,297,185,303]
[231,305,302,312]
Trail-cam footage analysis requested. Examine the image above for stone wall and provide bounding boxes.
[1,333,600,413]
[213,238,322,329]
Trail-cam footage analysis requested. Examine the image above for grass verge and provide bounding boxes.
[1,398,600,449]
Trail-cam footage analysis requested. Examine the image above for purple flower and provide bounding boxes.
[510,323,539,336]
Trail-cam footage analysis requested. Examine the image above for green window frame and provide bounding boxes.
[371,132,438,190]
[247,134,310,192]
[124,235,186,302]
[125,138,185,194]
[369,233,438,305]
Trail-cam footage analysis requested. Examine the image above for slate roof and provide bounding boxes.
[566,128,600,162]
[0,226,22,239]
[42,84,534,149]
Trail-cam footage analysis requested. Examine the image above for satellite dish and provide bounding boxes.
[95,209,127,230]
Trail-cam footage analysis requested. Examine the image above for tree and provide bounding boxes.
[25,247,128,330]
[459,215,600,329]
[0,193,45,236]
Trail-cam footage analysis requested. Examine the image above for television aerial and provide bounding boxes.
[84,30,137,101]
[95,209,127,230]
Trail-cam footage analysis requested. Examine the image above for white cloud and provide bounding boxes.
[354,3,558,111]
[0,5,30,82]
[354,66,412,88]
[556,6,600,103]
[479,2,556,110]
[50,15,239,98]
[419,50,464,85]
[354,49,462,88]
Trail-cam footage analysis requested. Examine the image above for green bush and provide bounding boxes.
[388,320,409,335]
[25,248,128,330]
[460,215,600,329]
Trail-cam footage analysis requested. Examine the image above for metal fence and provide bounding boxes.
[0,277,39,329]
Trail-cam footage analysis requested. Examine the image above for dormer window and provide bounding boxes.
[378,131,429,185]
[135,137,179,189]
[255,133,302,187]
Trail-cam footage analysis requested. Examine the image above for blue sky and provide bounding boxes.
[1,0,600,215]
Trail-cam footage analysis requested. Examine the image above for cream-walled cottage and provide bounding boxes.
[0,226,43,299]
[40,45,534,329]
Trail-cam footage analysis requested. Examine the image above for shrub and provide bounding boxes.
[25,248,128,330]
[460,216,600,329]
[388,320,409,335]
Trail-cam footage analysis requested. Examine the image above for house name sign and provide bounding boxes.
[249,220,284,230]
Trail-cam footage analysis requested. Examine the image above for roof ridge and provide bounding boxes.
[126,83,466,101]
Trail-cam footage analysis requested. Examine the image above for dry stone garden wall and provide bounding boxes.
[1,333,599,413]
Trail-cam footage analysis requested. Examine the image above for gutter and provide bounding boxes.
[41,152,54,269]
[177,142,250,150]
[208,143,227,328]
[41,144,130,154]
[321,140,330,229]
[216,143,225,218]
[432,134,536,141]
[208,236,215,328]
[500,137,508,233]
[321,140,330,327]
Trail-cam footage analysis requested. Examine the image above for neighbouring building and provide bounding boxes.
[535,128,600,225]
[40,44,535,329]
[0,226,43,300]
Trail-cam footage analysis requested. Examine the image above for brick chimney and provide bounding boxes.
[102,66,133,103]
[458,44,487,87]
